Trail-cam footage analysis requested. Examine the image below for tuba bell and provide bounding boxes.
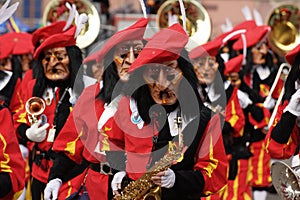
[156,0,211,50]
[42,0,101,49]
[25,97,46,124]
[267,5,300,57]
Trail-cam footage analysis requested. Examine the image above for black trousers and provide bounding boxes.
[31,177,46,200]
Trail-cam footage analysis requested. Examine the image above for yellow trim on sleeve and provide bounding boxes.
[65,131,83,156]
[203,133,218,178]
[0,133,12,173]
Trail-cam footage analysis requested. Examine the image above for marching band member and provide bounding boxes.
[265,44,300,199]
[105,23,228,200]
[223,54,254,199]
[45,18,148,200]
[190,38,246,199]
[0,34,23,115]
[13,24,86,199]
[233,25,275,200]
[0,105,25,200]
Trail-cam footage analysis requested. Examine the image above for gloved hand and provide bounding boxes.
[19,144,29,159]
[44,178,62,200]
[25,120,49,142]
[111,171,126,195]
[151,168,176,188]
[284,89,300,117]
[263,96,276,110]
[161,168,175,188]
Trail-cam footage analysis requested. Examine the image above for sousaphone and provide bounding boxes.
[271,161,300,199]
[42,0,100,49]
[157,0,211,50]
[267,5,300,57]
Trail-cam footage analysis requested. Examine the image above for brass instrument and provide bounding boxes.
[156,0,211,50]
[114,114,184,200]
[271,161,300,200]
[25,97,46,124]
[265,63,291,129]
[42,0,100,49]
[267,5,300,57]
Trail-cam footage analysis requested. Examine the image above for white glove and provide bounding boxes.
[161,168,175,188]
[111,171,126,193]
[25,120,49,142]
[284,89,300,117]
[19,144,29,159]
[44,178,62,200]
[263,96,276,110]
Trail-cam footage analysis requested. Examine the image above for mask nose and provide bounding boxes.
[124,46,136,65]
[155,69,170,90]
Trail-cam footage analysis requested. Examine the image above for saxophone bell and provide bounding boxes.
[143,186,161,200]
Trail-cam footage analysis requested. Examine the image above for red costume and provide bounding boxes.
[0,106,25,200]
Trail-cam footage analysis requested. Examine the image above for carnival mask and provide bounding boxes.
[113,40,144,82]
[42,47,70,81]
[143,60,182,105]
[192,56,218,85]
[252,42,268,65]
[0,57,12,72]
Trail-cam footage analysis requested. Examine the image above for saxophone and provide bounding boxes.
[113,113,185,200]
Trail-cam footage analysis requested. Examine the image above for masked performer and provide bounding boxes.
[45,18,148,200]
[14,24,86,199]
[104,23,228,200]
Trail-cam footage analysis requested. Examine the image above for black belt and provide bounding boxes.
[90,162,112,175]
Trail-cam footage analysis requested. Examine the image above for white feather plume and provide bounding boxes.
[0,0,19,25]
[241,33,247,65]
[75,13,88,38]
[63,3,76,31]
[139,0,147,18]
[0,0,10,15]
[221,18,233,33]
[168,12,178,27]
[241,6,252,20]
[253,8,263,26]
[178,0,186,33]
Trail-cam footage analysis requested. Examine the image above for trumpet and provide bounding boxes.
[25,97,46,124]
[265,63,291,129]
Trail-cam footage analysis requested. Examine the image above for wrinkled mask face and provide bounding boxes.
[143,60,183,105]
[113,40,144,82]
[226,72,241,88]
[92,60,104,82]
[42,47,70,81]
[0,57,12,72]
[21,53,33,72]
[252,42,268,65]
[192,56,218,85]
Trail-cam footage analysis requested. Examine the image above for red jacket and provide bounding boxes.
[104,96,228,197]
[0,107,25,199]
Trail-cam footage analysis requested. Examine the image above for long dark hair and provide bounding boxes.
[122,49,203,124]
[283,53,300,101]
[96,47,121,104]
